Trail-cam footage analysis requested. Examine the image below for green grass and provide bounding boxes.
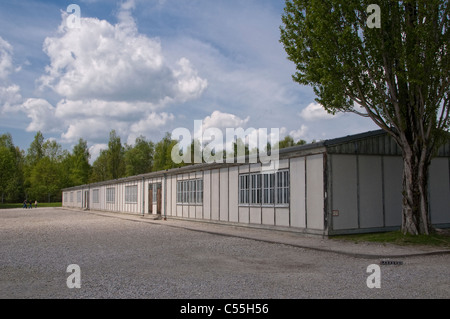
[0,202,62,209]
[332,230,450,248]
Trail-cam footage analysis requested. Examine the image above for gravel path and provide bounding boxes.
[0,208,449,299]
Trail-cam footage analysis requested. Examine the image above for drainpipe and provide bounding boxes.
[142,177,145,217]
[163,172,167,221]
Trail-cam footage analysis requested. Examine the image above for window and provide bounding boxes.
[239,175,249,204]
[153,185,157,203]
[177,179,203,204]
[177,181,183,203]
[93,189,99,203]
[263,173,275,204]
[196,179,203,204]
[125,185,138,203]
[250,173,262,205]
[276,170,290,205]
[77,191,81,203]
[70,192,73,202]
[239,170,289,206]
[106,188,115,203]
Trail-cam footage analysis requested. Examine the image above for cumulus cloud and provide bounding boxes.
[0,37,24,115]
[88,143,108,164]
[39,9,207,105]
[299,102,337,121]
[0,84,22,113]
[202,110,250,131]
[24,3,206,153]
[0,36,13,81]
[21,98,59,132]
[289,125,308,142]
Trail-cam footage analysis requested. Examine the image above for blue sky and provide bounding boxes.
[0,0,378,161]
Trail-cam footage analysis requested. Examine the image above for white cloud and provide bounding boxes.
[26,4,206,148]
[21,98,59,132]
[299,102,337,121]
[0,36,13,81]
[289,125,308,142]
[127,112,175,144]
[88,143,107,164]
[39,10,207,105]
[0,37,24,115]
[202,110,250,131]
[0,84,22,113]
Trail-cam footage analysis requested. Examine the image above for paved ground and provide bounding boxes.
[0,207,449,299]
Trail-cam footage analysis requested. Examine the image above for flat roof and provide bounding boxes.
[63,129,450,191]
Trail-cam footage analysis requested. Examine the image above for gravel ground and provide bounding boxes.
[0,208,449,299]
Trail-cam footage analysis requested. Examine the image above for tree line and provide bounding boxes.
[0,130,306,203]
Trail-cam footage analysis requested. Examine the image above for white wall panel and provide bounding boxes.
[249,207,261,224]
[262,207,274,225]
[331,155,357,230]
[359,156,384,228]
[219,168,229,221]
[228,167,239,223]
[290,157,306,228]
[429,158,450,224]
[306,154,324,230]
[383,157,402,227]
[203,170,211,220]
[211,169,219,220]
[276,208,289,227]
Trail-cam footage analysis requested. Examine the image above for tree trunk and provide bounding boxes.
[401,143,433,235]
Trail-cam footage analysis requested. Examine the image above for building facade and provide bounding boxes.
[62,130,450,236]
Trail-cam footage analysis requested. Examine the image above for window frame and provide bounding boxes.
[125,185,138,204]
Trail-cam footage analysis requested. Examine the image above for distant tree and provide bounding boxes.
[124,136,154,176]
[106,130,125,179]
[29,157,62,202]
[90,149,108,183]
[153,133,180,171]
[26,131,45,166]
[65,139,91,186]
[280,0,449,235]
[0,145,15,203]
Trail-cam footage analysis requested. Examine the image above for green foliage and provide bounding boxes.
[106,130,126,180]
[280,0,449,134]
[124,136,154,176]
[333,230,450,248]
[153,132,183,171]
[280,0,449,235]
[90,149,108,183]
[0,130,315,202]
[66,139,91,186]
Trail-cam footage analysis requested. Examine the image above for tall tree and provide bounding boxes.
[68,139,91,185]
[0,134,25,202]
[26,131,45,166]
[0,145,14,203]
[124,136,154,176]
[153,133,180,171]
[106,130,125,179]
[90,149,108,183]
[280,0,449,235]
